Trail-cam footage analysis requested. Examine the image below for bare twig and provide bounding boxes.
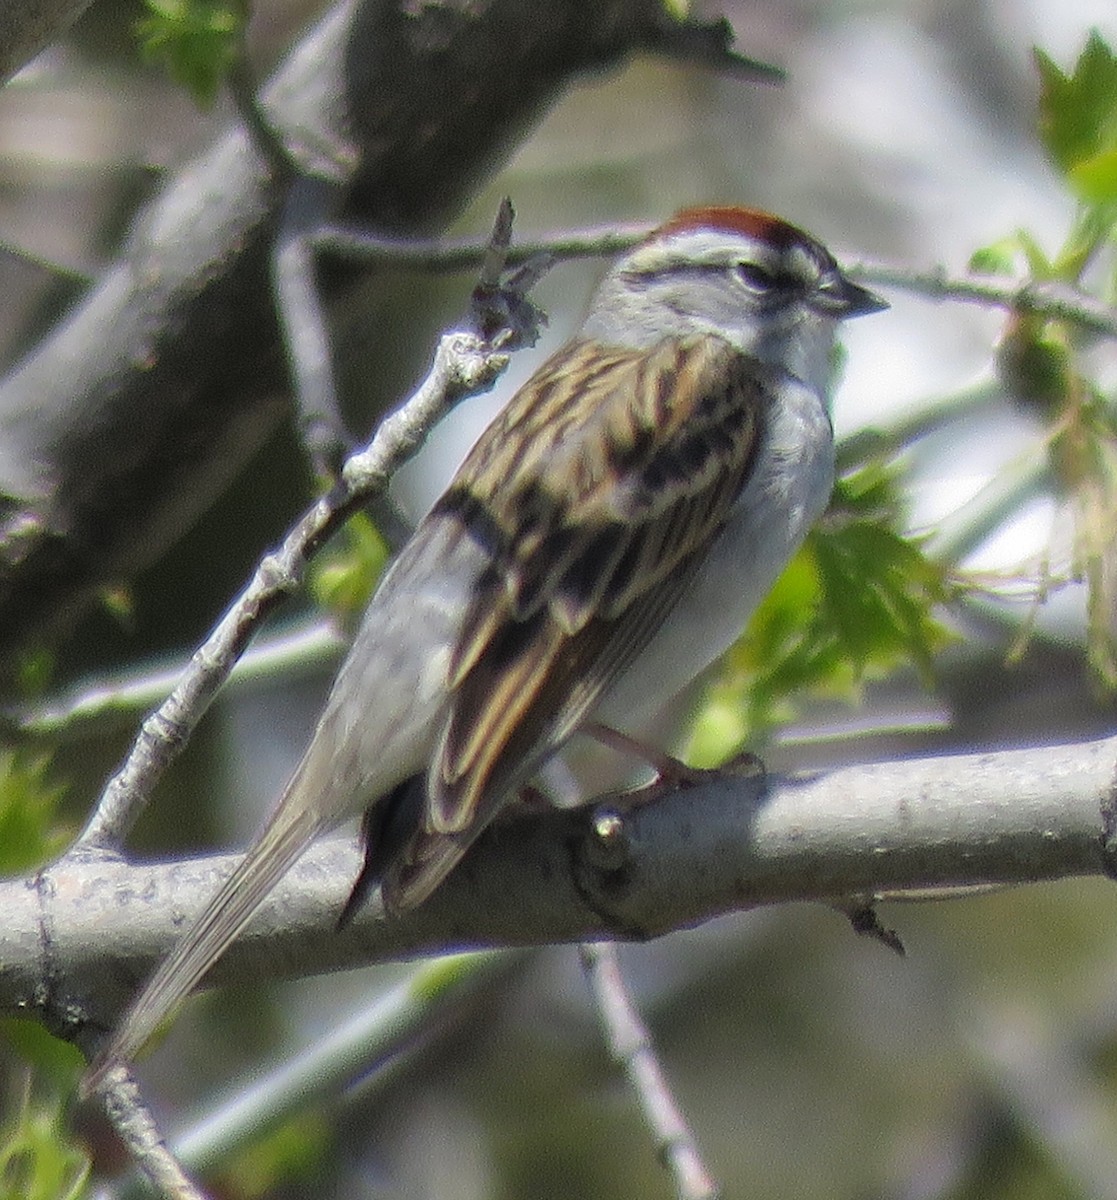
[96,1063,207,1200]
[314,221,652,270]
[272,175,350,478]
[580,942,719,1200]
[225,43,302,182]
[316,223,1117,341]
[849,262,1117,339]
[74,329,511,854]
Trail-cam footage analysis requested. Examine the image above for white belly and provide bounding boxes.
[551,375,833,798]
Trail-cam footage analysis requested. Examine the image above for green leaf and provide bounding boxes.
[689,463,954,764]
[969,239,1022,277]
[1035,31,1117,179]
[136,0,244,107]
[0,1019,84,1082]
[0,752,70,875]
[0,1089,88,1200]
[308,511,390,627]
[1070,147,1117,203]
[1016,228,1057,278]
[811,520,948,680]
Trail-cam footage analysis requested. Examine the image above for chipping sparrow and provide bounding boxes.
[86,206,884,1087]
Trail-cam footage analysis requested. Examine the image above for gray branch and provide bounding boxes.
[10,733,1115,1041]
[74,329,509,853]
[580,941,719,1200]
[0,0,95,84]
[0,0,748,668]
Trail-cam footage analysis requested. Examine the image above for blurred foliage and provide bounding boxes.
[0,751,71,876]
[969,29,1117,688]
[135,0,245,106]
[690,462,954,764]
[1036,30,1117,206]
[0,1081,88,1200]
[0,756,85,1199]
[218,1113,332,1200]
[307,511,390,632]
[0,1021,84,1085]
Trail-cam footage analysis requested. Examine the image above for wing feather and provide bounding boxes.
[386,334,770,909]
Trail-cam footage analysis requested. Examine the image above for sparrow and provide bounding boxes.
[85,205,885,1088]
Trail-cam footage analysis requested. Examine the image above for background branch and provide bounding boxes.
[0,0,757,671]
[74,327,511,852]
[0,0,96,84]
[580,941,719,1200]
[317,220,1117,336]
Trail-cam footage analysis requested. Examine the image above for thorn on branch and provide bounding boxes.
[838,900,906,957]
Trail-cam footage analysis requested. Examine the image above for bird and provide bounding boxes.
[84,204,885,1090]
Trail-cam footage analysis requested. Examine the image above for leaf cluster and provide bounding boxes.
[690,463,953,764]
[136,0,245,107]
[968,30,1117,687]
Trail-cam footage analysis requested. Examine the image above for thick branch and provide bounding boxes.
[0,0,733,668]
[10,733,1114,1040]
[0,0,95,83]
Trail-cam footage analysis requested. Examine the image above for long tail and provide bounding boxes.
[82,790,327,1095]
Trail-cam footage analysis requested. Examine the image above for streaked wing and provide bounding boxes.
[384,334,769,908]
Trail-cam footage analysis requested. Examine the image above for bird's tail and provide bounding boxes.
[81,788,327,1096]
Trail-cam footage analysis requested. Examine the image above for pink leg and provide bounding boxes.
[579,722,764,800]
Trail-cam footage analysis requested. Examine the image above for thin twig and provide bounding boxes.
[579,942,720,1200]
[74,330,510,853]
[96,1063,207,1200]
[316,223,1117,340]
[850,262,1117,339]
[273,174,350,478]
[834,377,1001,472]
[225,37,301,180]
[9,618,346,741]
[314,221,652,270]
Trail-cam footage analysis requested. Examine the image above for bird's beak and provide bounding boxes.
[833,277,888,318]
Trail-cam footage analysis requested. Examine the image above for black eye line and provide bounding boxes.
[736,261,778,289]
[735,259,814,298]
[622,258,818,296]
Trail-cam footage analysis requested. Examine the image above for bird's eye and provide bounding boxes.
[736,262,776,290]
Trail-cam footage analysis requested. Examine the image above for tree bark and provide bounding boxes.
[0,0,712,672]
[9,733,1114,1042]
